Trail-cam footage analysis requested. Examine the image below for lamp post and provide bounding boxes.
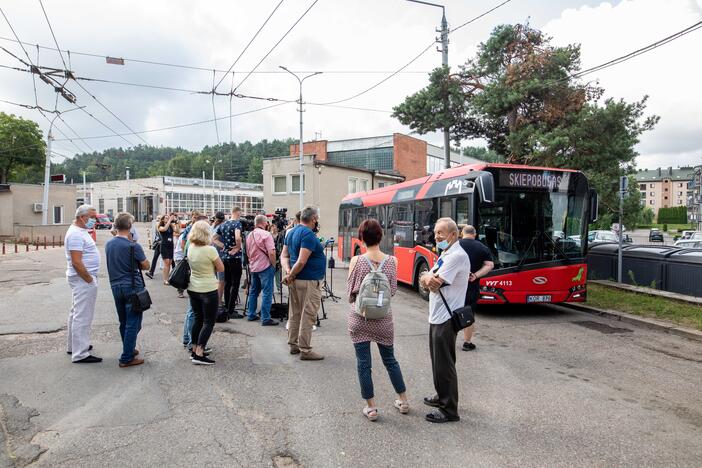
[205,159,222,214]
[279,66,322,210]
[406,0,450,169]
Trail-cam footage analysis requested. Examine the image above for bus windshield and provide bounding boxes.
[478,189,587,268]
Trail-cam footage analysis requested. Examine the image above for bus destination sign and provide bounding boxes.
[499,170,569,191]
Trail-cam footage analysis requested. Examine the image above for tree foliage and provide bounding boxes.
[0,112,45,184]
[51,138,294,184]
[462,145,503,163]
[657,206,687,225]
[393,23,659,225]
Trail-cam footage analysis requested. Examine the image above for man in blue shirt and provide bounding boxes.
[281,205,326,361]
[214,207,244,319]
[105,213,150,368]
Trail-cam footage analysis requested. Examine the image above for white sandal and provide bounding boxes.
[394,399,409,414]
[363,406,378,421]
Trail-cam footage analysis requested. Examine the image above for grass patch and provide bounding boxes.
[649,223,695,232]
[587,283,702,331]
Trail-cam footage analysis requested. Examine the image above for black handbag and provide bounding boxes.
[168,257,190,290]
[130,245,152,313]
[438,289,475,333]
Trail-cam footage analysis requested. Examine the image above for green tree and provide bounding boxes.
[0,112,45,184]
[393,23,658,225]
[247,155,263,183]
[462,145,503,163]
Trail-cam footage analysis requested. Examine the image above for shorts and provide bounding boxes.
[160,242,174,260]
[217,271,225,281]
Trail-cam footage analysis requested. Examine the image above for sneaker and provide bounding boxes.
[300,351,324,361]
[119,358,144,368]
[145,272,154,279]
[73,355,102,364]
[261,319,279,326]
[191,355,215,365]
[462,342,477,351]
[247,315,260,322]
[230,312,244,319]
[191,351,210,358]
[289,346,300,355]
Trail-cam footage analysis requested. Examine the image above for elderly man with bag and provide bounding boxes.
[105,213,151,367]
[245,215,279,326]
[419,218,471,423]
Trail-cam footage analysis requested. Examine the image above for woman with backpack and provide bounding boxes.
[347,219,409,421]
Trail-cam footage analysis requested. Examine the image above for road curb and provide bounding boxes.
[559,302,702,343]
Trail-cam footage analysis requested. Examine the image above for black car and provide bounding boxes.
[649,229,664,243]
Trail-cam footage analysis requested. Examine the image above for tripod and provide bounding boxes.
[321,239,340,303]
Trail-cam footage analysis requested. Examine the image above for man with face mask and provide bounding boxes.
[419,217,470,423]
[65,205,102,363]
[281,205,326,360]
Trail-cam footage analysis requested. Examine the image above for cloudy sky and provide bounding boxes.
[1,0,700,170]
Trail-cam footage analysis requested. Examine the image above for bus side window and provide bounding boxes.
[415,199,437,249]
[440,198,453,218]
[456,198,470,226]
[391,203,414,248]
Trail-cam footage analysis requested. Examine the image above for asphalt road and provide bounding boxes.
[1,228,701,467]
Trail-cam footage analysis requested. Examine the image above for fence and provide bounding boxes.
[587,243,702,297]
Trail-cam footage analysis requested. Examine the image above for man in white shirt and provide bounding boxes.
[65,205,102,363]
[419,217,470,423]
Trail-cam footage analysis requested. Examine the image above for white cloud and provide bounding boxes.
[543,0,702,169]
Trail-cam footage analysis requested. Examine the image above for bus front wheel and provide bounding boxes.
[415,261,430,301]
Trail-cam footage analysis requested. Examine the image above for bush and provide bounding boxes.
[663,223,668,232]
[657,206,687,224]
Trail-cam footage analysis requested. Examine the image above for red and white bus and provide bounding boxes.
[338,163,598,304]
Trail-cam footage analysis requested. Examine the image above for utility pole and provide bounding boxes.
[617,176,628,283]
[82,171,87,204]
[41,129,53,225]
[202,170,206,214]
[407,0,450,168]
[279,66,322,211]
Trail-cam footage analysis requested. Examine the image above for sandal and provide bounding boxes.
[363,406,378,421]
[394,399,409,414]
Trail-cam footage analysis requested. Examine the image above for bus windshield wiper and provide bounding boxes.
[516,231,540,271]
[543,231,572,264]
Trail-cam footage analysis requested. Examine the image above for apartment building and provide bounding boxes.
[635,167,693,215]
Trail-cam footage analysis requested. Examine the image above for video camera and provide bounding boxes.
[272,208,288,232]
[239,215,256,233]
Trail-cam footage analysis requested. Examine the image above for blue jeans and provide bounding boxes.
[247,266,274,323]
[110,284,144,364]
[353,342,406,400]
[182,305,194,347]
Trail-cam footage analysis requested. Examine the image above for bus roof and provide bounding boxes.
[341,162,583,206]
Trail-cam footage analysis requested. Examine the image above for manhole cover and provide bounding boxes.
[573,320,633,334]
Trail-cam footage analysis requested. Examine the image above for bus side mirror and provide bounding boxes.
[589,189,599,223]
[466,171,495,205]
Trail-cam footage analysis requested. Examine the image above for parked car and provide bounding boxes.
[622,233,633,243]
[680,230,696,240]
[673,239,702,248]
[588,230,619,244]
[95,213,113,230]
[649,228,664,243]
[689,231,702,240]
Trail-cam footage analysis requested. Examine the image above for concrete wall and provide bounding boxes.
[13,224,71,243]
[0,183,77,237]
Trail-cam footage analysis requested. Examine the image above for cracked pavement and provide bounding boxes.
[1,228,701,467]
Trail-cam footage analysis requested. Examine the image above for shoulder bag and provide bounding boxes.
[168,254,191,290]
[438,288,475,333]
[130,244,152,313]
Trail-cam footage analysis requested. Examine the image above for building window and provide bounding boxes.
[98,199,104,213]
[360,179,369,192]
[678,192,683,196]
[649,200,654,205]
[664,187,668,192]
[272,176,287,194]
[52,205,63,224]
[640,191,646,199]
[290,174,304,193]
[348,177,358,194]
[117,197,123,212]
[327,147,393,171]
[650,192,654,197]
[679,183,684,187]
[378,182,386,189]
[678,199,683,205]
[649,184,654,188]
[664,196,668,200]
[639,184,646,190]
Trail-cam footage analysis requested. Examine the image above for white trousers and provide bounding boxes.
[67,275,98,361]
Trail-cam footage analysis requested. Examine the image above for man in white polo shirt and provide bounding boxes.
[65,205,102,363]
[419,217,470,423]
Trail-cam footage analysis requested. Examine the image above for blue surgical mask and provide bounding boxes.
[85,218,96,229]
[437,240,449,251]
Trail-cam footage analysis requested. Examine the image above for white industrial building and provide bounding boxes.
[82,176,263,222]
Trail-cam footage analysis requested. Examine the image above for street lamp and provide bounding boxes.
[279,66,322,211]
[406,0,450,169]
[205,159,223,214]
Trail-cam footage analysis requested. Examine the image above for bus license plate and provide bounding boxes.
[527,295,551,303]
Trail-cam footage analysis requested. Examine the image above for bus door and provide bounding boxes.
[389,202,415,284]
[340,208,352,261]
[378,206,394,254]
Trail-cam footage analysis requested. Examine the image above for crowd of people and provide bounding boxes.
[64,202,493,422]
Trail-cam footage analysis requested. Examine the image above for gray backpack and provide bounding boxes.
[355,255,392,320]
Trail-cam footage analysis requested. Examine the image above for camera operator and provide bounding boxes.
[244,215,279,326]
[282,205,325,361]
[285,211,301,239]
[213,207,243,319]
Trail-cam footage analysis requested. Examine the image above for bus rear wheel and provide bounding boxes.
[415,261,430,301]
